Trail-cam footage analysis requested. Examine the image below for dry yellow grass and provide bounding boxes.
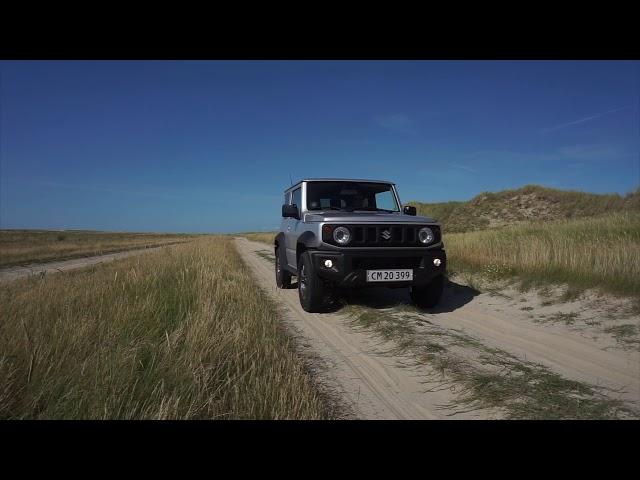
[0,236,329,419]
[235,212,640,298]
[0,230,196,267]
[445,212,640,297]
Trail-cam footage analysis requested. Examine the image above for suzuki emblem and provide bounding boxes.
[381,230,392,240]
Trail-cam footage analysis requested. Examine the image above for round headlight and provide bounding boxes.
[418,227,434,244]
[333,226,351,245]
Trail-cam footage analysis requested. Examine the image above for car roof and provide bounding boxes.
[284,178,395,192]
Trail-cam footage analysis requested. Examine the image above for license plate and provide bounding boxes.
[366,269,413,282]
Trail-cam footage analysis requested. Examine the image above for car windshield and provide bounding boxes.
[306,181,399,212]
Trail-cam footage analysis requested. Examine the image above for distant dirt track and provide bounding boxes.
[0,246,167,283]
[235,237,640,419]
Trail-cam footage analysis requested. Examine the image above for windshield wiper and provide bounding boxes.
[308,206,346,211]
[312,207,396,213]
[354,207,396,213]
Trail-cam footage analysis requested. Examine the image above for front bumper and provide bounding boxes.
[308,247,446,288]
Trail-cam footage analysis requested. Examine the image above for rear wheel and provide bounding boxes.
[410,275,444,309]
[298,252,326,312]
[275,247,291,289]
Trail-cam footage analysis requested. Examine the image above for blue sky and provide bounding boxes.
[1,60,638,233]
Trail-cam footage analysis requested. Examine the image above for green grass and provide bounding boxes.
[0,229,197,267]
[410,184,639,233]
[0,237,330,419]
[256,250,276,264]
[236,232,275,246]
[343,304,635,419]
[445,212,640,299]
[538,312,580,325]
[603,324,640,349]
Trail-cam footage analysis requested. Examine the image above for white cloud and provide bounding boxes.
[557,144,621,160]
[459,144,628,164]
[540,106,629,133]
[373,114,414,133]
[448,163,478,174]
[459,150,556,162]
[4,179,184,201]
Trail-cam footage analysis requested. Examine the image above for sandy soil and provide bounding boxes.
[235,237,640,419]
[0,246,166,284]
[427,282,640,401]
[236,237,501,419]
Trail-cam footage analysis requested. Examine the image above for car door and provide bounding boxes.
[285,186,302,269]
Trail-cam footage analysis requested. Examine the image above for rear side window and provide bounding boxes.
[292,188,302,208]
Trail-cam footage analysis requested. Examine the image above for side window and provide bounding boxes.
[284,192,291,205]
[292,188,302,209]
[375,190,397,210]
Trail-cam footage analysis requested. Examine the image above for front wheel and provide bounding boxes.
[410,275,444,309]
[298,252,326,313]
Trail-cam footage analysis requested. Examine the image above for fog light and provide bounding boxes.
[433,258,442,266]
[324,259,333,268]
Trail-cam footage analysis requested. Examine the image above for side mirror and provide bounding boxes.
[282,204,299,218]
[403,205,417,216]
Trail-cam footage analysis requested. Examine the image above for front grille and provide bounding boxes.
[323,224,441,247]
[352,257,422,270]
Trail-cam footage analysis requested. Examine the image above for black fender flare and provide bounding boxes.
[297,231,318,249]
[274,232,287,266]
[296,231,318,263]
[274,232,285,250]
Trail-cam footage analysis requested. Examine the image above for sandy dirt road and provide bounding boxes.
[0,246,167,284]
[236,237,640,418]
[236,237,500,419]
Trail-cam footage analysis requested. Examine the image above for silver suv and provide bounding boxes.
[275,178,446,312]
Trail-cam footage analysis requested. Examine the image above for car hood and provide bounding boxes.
[303,211,437,224]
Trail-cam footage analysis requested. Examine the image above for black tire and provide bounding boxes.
[298,251,326,312]
[410,275,444,309]
[275,247,291,289]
